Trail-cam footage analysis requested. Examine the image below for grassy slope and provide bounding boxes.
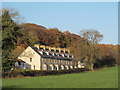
[2,66,118,88]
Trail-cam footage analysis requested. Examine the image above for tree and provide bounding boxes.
[94,44,118,68]
[1,9,23,71]
[18,27,39,46]
[80,29,103,44]
[20,23,47,45]
[59,33,70,48]
[79,29,103,70]
[47,28,69,48]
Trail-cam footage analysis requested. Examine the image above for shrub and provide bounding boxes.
[94,55,116,69]
[2,68,89,78]
[2,70,23,78]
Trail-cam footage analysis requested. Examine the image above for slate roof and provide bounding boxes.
[32,47,75,61]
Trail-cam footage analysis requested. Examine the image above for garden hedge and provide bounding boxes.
[2,68,89,78]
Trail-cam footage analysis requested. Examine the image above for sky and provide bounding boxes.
[2,2,118,45]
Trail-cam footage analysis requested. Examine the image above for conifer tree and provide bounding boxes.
[1,9,22,71]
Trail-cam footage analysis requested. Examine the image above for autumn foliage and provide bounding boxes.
[13,23,119,69]
[2,9,118,72]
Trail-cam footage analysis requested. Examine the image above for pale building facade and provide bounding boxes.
[16,44,83,70]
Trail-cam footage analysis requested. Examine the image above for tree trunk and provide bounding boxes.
[89,63,94,70]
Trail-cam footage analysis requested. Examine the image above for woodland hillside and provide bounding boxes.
[1,9,118,71]
[12,23,119,69]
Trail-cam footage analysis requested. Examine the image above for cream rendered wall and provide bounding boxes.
[18,46,41,70]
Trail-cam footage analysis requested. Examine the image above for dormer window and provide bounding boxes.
[30,58,32,62]
[49,53,52,56]
[56,50,59,52]
[43,52,47,55]
[69,55,73,58]
[40,47,43,50]
[54,53,58,56]
[64,55,68,57]
[61,50,64,52]
[65,51,68,53]
[45,48,49,50]
[69,55,71,58]
[59,54,62,57]
[51,49,54,52]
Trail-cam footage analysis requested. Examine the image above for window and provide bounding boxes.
[69,55,72,58]
[40,47,43,49]
[64,55,68,57]
[18,61,21,65]
[30,58,32,62]
[61,50,64,52]
[34,65,35,70]
[51,49,54,51]
[49,53,52,56]
[43,52,47,55]
[59,54,62,57]
[56,50,59,52]
[45,48,49,50]
[65,51,68,53]
[54,53,58,56]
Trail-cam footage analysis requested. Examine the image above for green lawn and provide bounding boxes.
[2,66,118,88]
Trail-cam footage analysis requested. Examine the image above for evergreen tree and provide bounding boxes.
[1,9,23,71]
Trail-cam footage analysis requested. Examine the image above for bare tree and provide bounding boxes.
[79,29,103,70]
[80,29,103,44]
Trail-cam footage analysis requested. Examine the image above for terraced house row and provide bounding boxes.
[15,44,84,70]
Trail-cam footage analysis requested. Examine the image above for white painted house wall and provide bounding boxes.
[18,46,41,70]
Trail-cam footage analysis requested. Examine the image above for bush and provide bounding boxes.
[94,55,116,69]
[2,68,89,78]
[2,70,23,78]
[21,68,88,77]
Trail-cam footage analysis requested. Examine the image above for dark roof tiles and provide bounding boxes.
[32,47,74,61]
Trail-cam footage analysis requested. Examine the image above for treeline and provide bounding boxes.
[19,23,71,48]
[1,9,119,72]
[13,23,85,58]
[15,23,119,69]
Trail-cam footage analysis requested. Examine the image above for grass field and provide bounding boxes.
[2,66,118,88]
